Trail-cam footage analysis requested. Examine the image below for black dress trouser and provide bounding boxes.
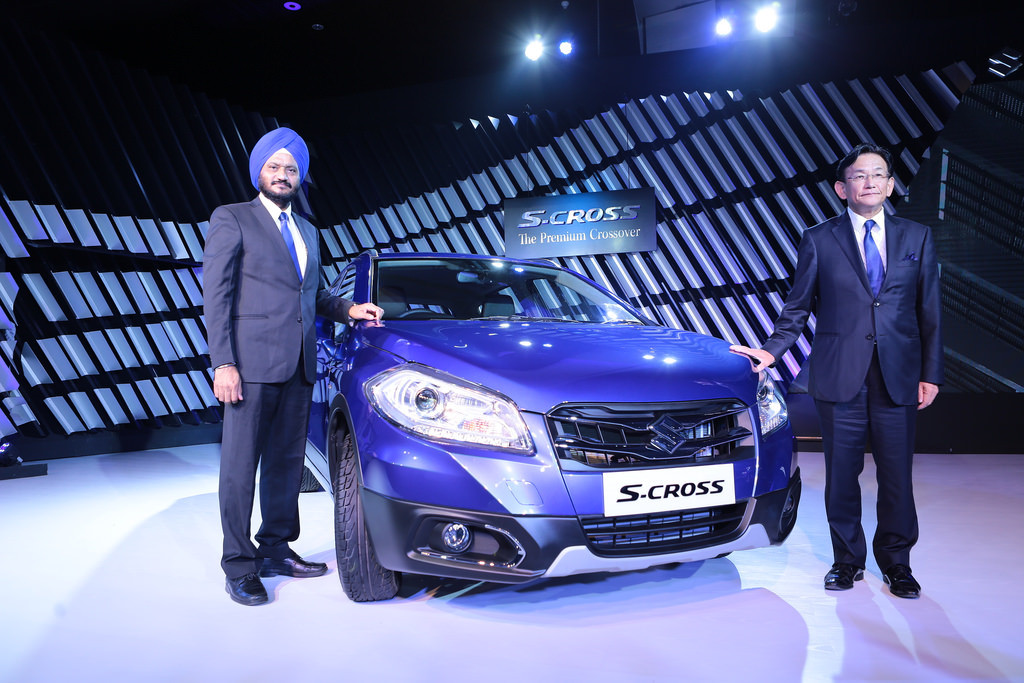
[219,364,313,579]
[814,350,919,571]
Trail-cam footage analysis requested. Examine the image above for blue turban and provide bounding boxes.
[248,127,310,189]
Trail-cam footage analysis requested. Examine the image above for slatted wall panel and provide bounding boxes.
[311,66,972,384]
[0,19,977,446]
[924,81,1024,391]
[0,24,278,439]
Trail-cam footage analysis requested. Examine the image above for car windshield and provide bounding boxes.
[373,257,647,324]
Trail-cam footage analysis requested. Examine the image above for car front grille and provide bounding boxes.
[546,400,753,469]
[580,502,748,556]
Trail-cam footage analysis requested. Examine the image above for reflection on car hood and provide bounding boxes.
[359,320,757,413]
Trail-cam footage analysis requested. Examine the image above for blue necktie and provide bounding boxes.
[863,219,884,296]
[278,211,302,279]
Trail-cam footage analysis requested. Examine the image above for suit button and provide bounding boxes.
[865,334,874,341]
[873,301,881,307]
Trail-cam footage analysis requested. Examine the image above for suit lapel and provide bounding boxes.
[830,214,873,294]
[883,216,907,283]
[249,198,303,281]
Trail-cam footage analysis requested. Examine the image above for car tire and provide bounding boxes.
[299,465,322,493]
[332,430,399,602]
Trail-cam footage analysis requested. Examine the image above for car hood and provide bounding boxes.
[358,320,757,413]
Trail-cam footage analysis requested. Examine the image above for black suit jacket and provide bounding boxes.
[203,197,352,384]
[762,212,943,405]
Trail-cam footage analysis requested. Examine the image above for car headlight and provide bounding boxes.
[756,372,788,436]
[366,365,533,453]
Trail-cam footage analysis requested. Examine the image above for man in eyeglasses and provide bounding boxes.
[730,142,942,599]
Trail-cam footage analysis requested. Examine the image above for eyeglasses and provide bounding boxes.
[844,172,890,184]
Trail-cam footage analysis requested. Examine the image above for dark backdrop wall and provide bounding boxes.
[0,20,1021,459]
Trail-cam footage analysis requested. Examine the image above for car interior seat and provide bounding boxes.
[481,293,516,316]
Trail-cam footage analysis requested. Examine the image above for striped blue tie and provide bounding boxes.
[278,211,302,279]
[863,219,884,296]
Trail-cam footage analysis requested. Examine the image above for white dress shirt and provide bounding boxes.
[259,193,308,277]
[848,208,887,270]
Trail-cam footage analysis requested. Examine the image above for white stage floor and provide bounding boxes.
[1,445,1021,682]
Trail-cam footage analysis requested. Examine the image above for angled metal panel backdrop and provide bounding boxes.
[0,21,997,454]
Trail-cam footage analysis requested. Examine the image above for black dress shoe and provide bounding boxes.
[260,554,328,578]
[883,564,921,599]
[226,572,269,606]
[824,562,864,591]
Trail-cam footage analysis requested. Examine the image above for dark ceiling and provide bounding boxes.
[9,0,1024,120]
[8,0,629,105]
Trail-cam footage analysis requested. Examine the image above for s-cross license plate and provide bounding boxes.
[602,464,735,517]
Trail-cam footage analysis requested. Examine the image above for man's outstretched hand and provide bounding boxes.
[729,344,775,372]
[348,302,383,321]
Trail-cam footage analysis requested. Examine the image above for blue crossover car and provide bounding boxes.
[305,252,800,601]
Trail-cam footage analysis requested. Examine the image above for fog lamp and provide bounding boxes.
[441,522,472,553]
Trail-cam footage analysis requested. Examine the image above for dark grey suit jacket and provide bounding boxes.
[762,212,943,405]
[203,197,352,384]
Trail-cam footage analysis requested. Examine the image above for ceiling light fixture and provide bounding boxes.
[753,3,780,32]
[525,38,544,61]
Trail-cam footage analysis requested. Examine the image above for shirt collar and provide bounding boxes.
[258,193,291,222]
[848,208,885,235]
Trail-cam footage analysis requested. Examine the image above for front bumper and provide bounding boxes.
[361,467,801,584]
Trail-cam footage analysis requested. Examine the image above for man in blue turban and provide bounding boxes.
[247,126,309,190]
[204,127,382,605]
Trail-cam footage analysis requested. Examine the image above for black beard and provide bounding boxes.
[259,178,299,208]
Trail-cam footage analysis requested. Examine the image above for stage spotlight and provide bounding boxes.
[559,40,574,55]
[525,37,544,61]
[753,3,780,32]
[715,17,734,36]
